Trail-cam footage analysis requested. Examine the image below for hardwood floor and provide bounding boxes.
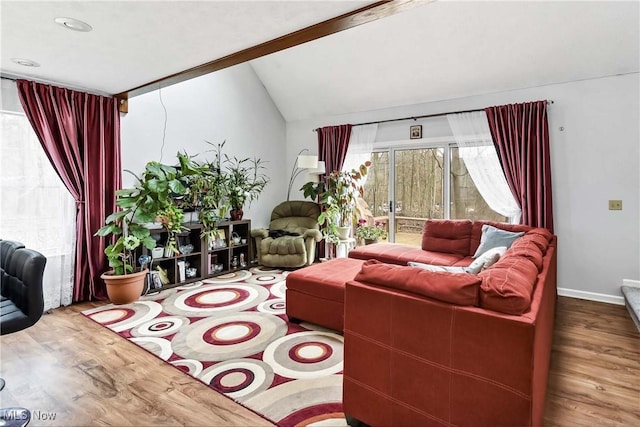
[543,297,640,426]
[0,296,638,426]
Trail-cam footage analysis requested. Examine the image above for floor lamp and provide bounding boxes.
[287,149,321,201]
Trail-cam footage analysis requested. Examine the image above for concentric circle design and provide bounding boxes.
[170,359,203,377]
[203,270,252,283]
[243,375,343,423]
[84,301,163,332]
[250,266,282,275]
[161,283,269,317]
[257,298,286,315]
[270,280,287,298]
[203,321,260,345]
[199,358,274,399]
[130,336,173,360]
[245,273,286,286]
[130,315,190,337]
[289,341,333,363]
[172,312,287,362]
[263,331,343,379]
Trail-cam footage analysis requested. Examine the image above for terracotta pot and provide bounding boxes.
[101,269,147,305]
[230,208,244,221]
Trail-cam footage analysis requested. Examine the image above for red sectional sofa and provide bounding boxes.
[343,219,557,426]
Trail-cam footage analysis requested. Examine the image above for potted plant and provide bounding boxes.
[224,153,269,220]
[95,161,187,304]
[355,218,388,244]
[177,143,230,242]
[302,162,370,243]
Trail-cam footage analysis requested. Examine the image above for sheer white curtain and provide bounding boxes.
[342,123,378,184]
[446,111,521,223]
[0,79,75,310]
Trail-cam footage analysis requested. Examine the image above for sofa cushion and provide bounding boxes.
[507,238,545,271]
[407,261,470,274]
[478,256,539,315]
[349,243,465,266]
[354,259,481,306]
[470,221,532,256]
[421,219,473,256]
[522,228,553,253]
[467,246,507,272]
[473,225,524,258]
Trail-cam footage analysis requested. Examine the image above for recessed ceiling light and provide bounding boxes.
[11,58,40,67]
[54,17,92,32]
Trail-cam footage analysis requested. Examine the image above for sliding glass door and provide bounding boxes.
[362,143,505,245]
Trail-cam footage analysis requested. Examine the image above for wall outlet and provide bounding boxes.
[608,200,622,210]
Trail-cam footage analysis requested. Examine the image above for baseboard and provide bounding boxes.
[557,288,625,306]
[622,279,640,288]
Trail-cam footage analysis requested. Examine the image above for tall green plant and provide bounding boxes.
[224,155,270,209]
[177,141,231,240]
[95,162,187,275]
[302,162,370,243]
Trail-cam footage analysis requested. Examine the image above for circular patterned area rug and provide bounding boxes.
[82,268,345,427]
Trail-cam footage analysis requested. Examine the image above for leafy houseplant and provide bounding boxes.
[224,154,269,220]
[177,142,230,241]
[302,162,370,243]
[356,218,388,243]
[95,161,187,304]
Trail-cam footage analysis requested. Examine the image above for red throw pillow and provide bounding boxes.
[421,219,473,256]
[520,228,552,252]
[478,256,539,315]
[507,238,544,270]
[354,259,481,306]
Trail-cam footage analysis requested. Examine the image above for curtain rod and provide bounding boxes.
[312,100,554,131]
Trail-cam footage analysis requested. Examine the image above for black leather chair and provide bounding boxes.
[1,241,46,335]
[0,239,46,397]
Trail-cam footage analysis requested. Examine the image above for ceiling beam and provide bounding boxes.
[116,0,426,107]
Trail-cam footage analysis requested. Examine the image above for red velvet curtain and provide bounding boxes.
[317,124,352,258]
[485,100,553,232]
[16,79,122,302]
[318,124,353,175]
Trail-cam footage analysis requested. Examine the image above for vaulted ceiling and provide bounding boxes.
[1,1,638,122]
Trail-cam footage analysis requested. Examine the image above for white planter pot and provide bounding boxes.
[337,226,351,240]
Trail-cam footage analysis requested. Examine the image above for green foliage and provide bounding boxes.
[302,162,371,243]
[96,140,270,275]
[224,154,270,209]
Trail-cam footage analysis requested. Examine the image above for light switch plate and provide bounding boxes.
[609,200,622,210]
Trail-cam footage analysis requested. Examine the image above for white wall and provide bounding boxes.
[287,73,640,301]
[121,63,286,229]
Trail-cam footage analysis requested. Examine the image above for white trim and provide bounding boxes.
[558,288,624,306]
[622,279,640,288]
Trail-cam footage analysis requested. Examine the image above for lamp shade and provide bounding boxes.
[308,161,325,175]
[297,155,318,169]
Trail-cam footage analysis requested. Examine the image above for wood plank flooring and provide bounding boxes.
[1,296,638,426]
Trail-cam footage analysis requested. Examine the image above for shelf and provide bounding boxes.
[141,219,253,286]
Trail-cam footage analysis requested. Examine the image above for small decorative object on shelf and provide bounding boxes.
[151,247,164,259]
[231,256,239,270]
[232,232,241,245]
[177,260,186,283]
[179,243,194,255]
[240,253,247,268]
[230,208,244,221]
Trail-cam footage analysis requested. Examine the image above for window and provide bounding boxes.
[362,141,506,246]
[0,110,76,309]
